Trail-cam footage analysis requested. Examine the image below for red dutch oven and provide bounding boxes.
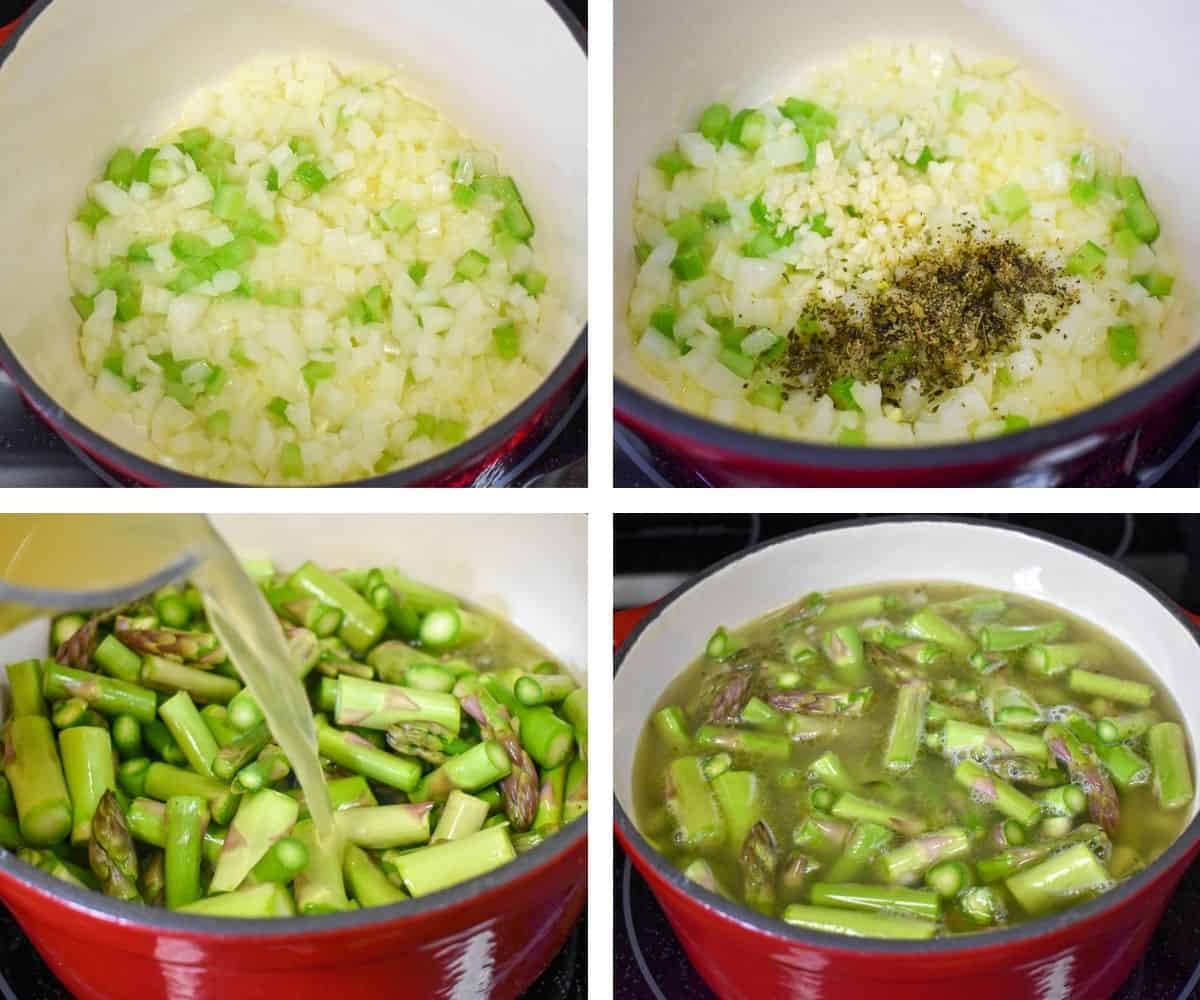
[0,514,588,998]
[614,518,1200,999]
[0,0,586,487]
[614,0,1200,486]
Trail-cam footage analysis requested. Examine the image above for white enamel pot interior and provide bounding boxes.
[0,0,586,484]
[615,518,1200,938]
[614,0,1200,459]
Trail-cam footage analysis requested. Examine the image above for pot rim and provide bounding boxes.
[0,811,586,938]
[613,514,1200,956]
[613,338,1200,471]
[0,0,587,488]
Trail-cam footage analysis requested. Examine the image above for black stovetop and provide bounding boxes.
[615,514,1200,999]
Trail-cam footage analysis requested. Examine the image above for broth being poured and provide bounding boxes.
[635,582,1194,938]
[0,516,587,916]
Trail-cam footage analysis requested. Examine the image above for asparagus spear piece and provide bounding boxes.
[418,606,493,650]
[334,675,461,733]
[666,756,725,849]
[4,716,72,845]
[89,789,141,902]
[457,683,539,830]
[292,818,351,914]
[514,673,577,706]
[904,611,974,658]
[385,720,465,765]
[711,771,764,854]
[959,885,1006,925]
[433,790,490,842]
[140,655,242,705]
[315,717,422,791]
[533,764,567,833]
[211,788,301,892]
[143,762,239,825]
[885,681,929,773]
[416,741,511,801]
[233,743,291,793]
[59,726,116,845]
[158,691,219,777]
[561,688,588,762]
[139,849,165,906]
[213,722,272,780]
[1023,642,1108,678]
[740,819,779,914]
[1043,723,1120,836]
[113,620,224,665]
[782,904,936,939]
[385,824,516,896]
[1148,722,1193,810]
[177,882,297,918]
[6,660,47,718]
[335,803,433,850]
[42,661,158,723]
[811,881,941,919]
[564,758,588,824]
[953,760,1041,827]
[683,858,732,898]
[252,836,309,884]
[694,726,790,759]
[1069,669,1154,708]
[875,827,971,884]
[93,636,145,682]
[126,797,225,864]
[975,823,1109,882]
[767,688,873,718]
[1005,842,1112,916]
[165,795,206,909]
[831,793,925,837]
[978,621,1065,651]
[289,562,386,653]
[822,626,867,685]
[343,843,406,907]
[827,821,894,881]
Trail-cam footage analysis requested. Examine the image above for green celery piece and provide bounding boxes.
[514,271,547,296]
[838,427,866,446]
[435,418,467,445]
[204,365,227,395]
[280,443,304,480]
[808,214,833,238]
[133,148,159,184]
[1124,200,1160,244]
[105,148,138,190]
[70,294,95,321]
[413,413,438,439]
[742,231,785,259]
[407,261,428,286]
[346,298,370,325]
[208,139,235,164]
[702,200,731,224]
[171,233,212,260]
[988,183,1031,221]
[178,128,212,156]
[748,383,784,411]
[451,183,477,210]
[1065,241,1106,277]
[210,236,256,271]
[1133,272,1174,298]
[1003,414,1030,433]
[266,166,280,192]
[500,202,535,241]
[381,201,417,234]
[455,250,490,281]
[655,149,690,180]
[493,322,520,360]
[650,306,676,339]
[1108,324,1138,367]
[729,109,767,152]
[265,397,292,427]
[699,103,732,145]
[671,250,705,281]
[77,200,109,231]
[718,348,754,379]
[667,213,706,250]
[1070,180,1098,205]
[102,350,125,380]
[829,377,861,412]
[289,136,317,158]
[294,162,329,193]
[779,98,837,129]
[206,410,232,438]
[126,241,153,263]
[635,242,652,264]
[362,285,388,323]
[212,185,248,223]
[912,146,935,172]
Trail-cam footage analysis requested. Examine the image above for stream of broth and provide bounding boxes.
[0,515,337,850]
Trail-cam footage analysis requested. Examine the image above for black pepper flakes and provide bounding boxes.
[776,228,1078,404]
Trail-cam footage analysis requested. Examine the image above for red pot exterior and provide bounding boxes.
[11,361,584,487]
[617,822,1194,1000]
[615,358,1200,486]
[0,828,584,1000]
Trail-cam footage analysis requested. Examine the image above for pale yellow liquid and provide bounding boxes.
[0,515,337,851]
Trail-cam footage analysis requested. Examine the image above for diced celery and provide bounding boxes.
[493,322,520,360]
[702,200,731,224]
[289,136,317,157]
[829,377,861,412]
[729,109,768,152]
[742,231,785,259]
[435,419,467,445]
[635,242,652,264]
[455,250,490,281]
[380,201,417,234]
[1003,414,1030,433]
[266,166,279,192]
[650,306,676,338]
[265,397,292,426]
[671,250,705,281]
[655,149,690,180]
[126,241,153,263]
[413,413,438,438]
[102,351,125,379]
[1108,324,1138,366]
[407,260,428,285]
[280,442,304,480]
[748,383,784,411]
[514,271,547,296]
[500,202,535,241]
[362,285,388,323]
[988,183,1031,221]
[838,427,866,446]
[293,162,329,193]
[210,235,256,270]
[718,348,755,379]
[451,183,476,210]
[1069,180,1098,205]
[133,147,159,184]
[1124,200,1160,244]
[1065,241,1106,277]
[211,185,248,222]
[70,294,95,321]
[171,233,212,260]
[178,128,213,156]
[1111,228,1142,259]
[699,103,732,145]
[808,213,832,237]
[206,410,231,438]
[1133,272,1174,298]
[302,360,337,390]
[105,148,138,190]
[77,200,109,231]
[667,212,706,249]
